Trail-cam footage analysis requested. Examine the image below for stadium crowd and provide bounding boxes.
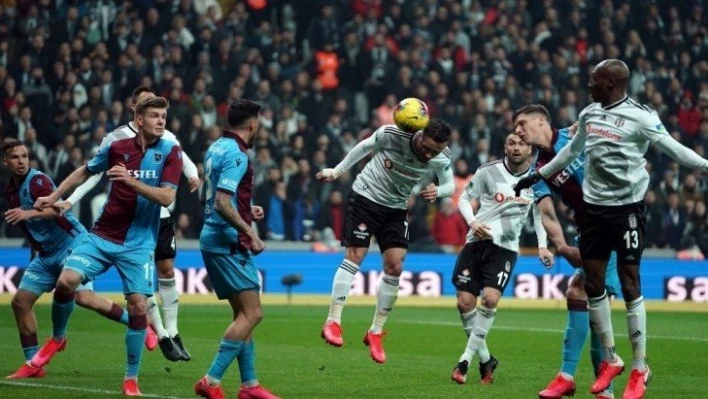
[0,0,706,255]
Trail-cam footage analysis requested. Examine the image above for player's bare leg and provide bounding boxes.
[618,263,650,399]
[364,247,404,364]
[7,290,45,379]
[156,258,189,359]
[585,258,624,394]
[122,293,148,396]
[196,290,278,399]
[451,291,477,384]
[323,246,367,347]
[31,270,81,368]
[74,290,157,351]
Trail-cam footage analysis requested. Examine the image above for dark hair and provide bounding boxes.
[512,104,552,123]
[2,138,25,156]
[131,85,154,104]
[422,117,452,143]
[227,99,263,128]
[135,96,169,115]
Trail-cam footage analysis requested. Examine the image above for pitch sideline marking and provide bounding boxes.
[401,319,708,342]
[0,380,194,399]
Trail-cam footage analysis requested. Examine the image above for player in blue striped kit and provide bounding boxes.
[513,104,619,399]
[2,139,141,379]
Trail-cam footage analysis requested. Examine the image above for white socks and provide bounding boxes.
[626,296,647,371]
[588,291,618,362]
[459,306,496,364]
[146,296,169,339]
[460,309,477,337]
[327,259,359,324]
[370,274,400,334]
[158,278,179,337]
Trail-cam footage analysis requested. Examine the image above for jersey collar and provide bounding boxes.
[222,130,248,151]
[602,95,629,110]
[503,157,530,177]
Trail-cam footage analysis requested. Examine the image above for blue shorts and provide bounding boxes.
[201,250,260,299]
[19,234,93,296]
[574,236,621,296]
[63,233,154,297]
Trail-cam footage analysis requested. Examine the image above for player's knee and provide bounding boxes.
[583,278,605,298]
[243,305,263,326]
[621,281,641,301]
[456,297,475,314]
[480,295,500,309]
[126,295,148,316]
[57,271,81,294]
[11,294,31,313]
[345,248,366,265]
[156,260,175,278]
[383,260,403,277]
[74,291,93,308]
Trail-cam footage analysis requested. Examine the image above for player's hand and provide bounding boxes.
[558,244,582,268]
[4,208,29,225]
[316,168,339,182]
[34,195,57,210]
[538,247,555,269]
[52,200,72,215]
[568,122,579,135]
[420,183,438,203]
[250,234,266,255]
[251,206,264,221]
[187,177,201,193]
[107,163,137,188]
[470,221,493,240]
[513,173,539,196]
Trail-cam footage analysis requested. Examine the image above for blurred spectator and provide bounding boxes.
[431,198,467,253]
[664,193,687,249]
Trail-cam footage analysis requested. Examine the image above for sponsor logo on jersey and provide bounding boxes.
[586,123,622,141]
[220,177,237,188]
[550,158,583,188]
[358,223,367,231]
[383,158,421,178]
[494,192,531,205]
[354,223,369,240]
[129,170,158,179]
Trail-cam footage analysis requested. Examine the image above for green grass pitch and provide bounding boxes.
[1,303,706,398]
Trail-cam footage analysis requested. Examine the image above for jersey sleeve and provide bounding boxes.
[434,161,455,198]
[638,111,670,144]
[464,168,486,200]
[539,110,588,179]
[215,151,249,194]
[86,142,112,174]
[332,126,382,176]
[160,145,183,188]
[163,130,199,179]
[29,174,56,200]
[528,156,552,202]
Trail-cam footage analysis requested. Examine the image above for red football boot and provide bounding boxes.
[321,321,344,347]
[6,363,46,379]
[30,338,67,368]
[122,379,142,396]
[145,325,158,351]
[194,377,225,399]
[591,358,625,394]
[622,366,651,399]
[238,384,280,399]
[363,330,387,364]
[538,374,576,399]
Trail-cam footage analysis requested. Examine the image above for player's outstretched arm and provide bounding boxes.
[214,191,265,255]
[532,202,554,268]
[106,162,177,207]
[65,172,104,206]
[538,118,587,179]
[536,197,582,267]
[4,207,60,225]
[34,166,91,209]
[317,131,378,181]
[652,134,708,173]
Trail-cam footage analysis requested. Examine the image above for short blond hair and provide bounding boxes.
[135,96,169,116]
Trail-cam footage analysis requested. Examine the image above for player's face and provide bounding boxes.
[513,113,544,146]
[138,107,167,139]
[246,117,260,148]
[504,134,532,166]
[2,145,30,177]
[589,67,609,103]
[413,133,447,163]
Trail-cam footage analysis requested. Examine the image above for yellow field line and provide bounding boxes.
[0,293,706,312]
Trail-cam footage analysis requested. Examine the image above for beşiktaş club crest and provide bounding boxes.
[628,213,637,229]
[615,117,625,127]
[505,261,511,273]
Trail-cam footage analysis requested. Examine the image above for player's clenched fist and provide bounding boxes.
[251,206,264,221]
[52,200,72,214]
[34,195,57,210]
[420,183,438,202]
[316,168,340,182]
[107,163,137,188]
[469,220,493,240]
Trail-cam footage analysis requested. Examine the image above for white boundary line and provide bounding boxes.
[400,319,708,342]
[0,380,194,399]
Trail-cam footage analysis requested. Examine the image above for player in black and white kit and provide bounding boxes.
[515,59,708,399]
[55,86,201,362]
[450,133,553,385]
[317,118,454,364]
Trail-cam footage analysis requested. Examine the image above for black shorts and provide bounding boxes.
[452,240,518,295]
[342,191,409,252]
[155,217,177,261]
[577,200,646,265]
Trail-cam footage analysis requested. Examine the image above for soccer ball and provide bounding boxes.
[393,98,430,133]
